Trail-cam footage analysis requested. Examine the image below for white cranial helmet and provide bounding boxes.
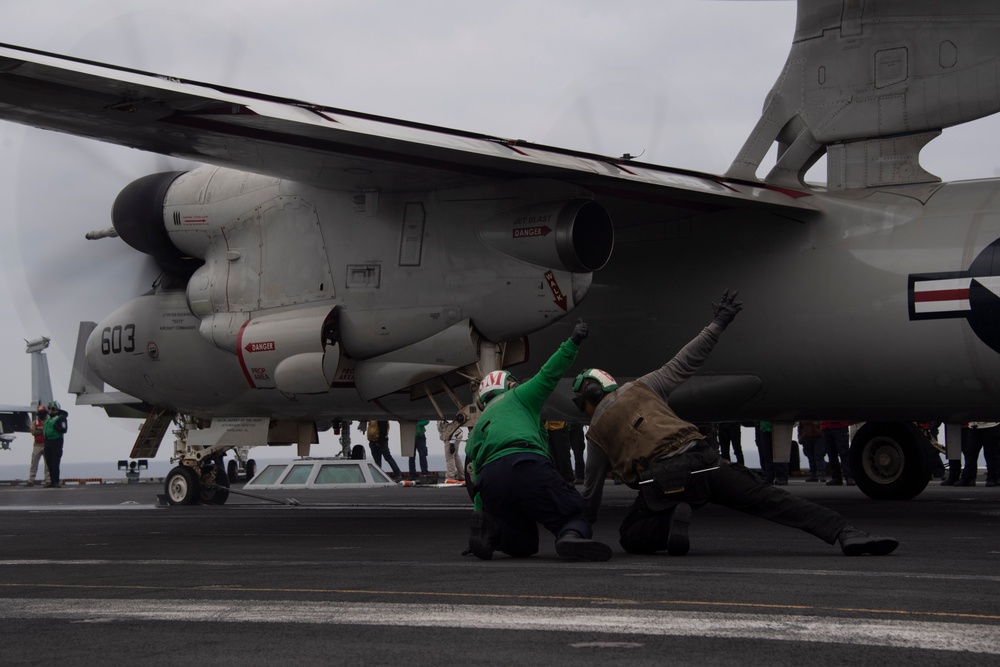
[476,370,517,408]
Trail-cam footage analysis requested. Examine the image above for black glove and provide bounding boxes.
[571,319,589,345]
[712,289,743,328]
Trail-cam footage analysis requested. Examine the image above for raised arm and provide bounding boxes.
[639,290,742,400]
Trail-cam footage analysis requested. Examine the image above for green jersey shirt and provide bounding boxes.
[465,338,580,508]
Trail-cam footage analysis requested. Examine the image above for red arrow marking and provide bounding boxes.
[545,271,568,311]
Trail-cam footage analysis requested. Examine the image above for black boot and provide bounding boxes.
[667,502,692,556]
[838,525,898,556]
[468,511,500,560]
[555,531,613,561]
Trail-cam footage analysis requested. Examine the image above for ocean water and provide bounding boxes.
[0,453,454,482]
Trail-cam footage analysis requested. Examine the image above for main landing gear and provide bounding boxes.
[850,422,932,500]
[164,463,231,505]
[164,462,232,506]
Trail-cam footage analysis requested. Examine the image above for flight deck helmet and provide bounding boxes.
[476,370,518,408]
[46,400,61,413]
[571,368,618,412]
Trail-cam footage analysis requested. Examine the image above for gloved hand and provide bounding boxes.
[712,289,743,328]
[571,319,589,345]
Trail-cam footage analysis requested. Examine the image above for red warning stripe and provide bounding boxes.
[913,288,969,302]
[235,319,256,388]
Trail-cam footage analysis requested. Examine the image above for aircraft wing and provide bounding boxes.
[0,43,812,220]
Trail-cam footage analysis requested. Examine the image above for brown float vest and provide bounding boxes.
[587,381,703,487]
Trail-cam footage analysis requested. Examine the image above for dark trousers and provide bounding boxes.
[619,444,848,554]
[800,436,825,475]
[547,428,574,483]
[755,427,788,483]
[961,426,1000,483]
[43,439,63,486]
[368,439,401,476]
[718,422,744,465]
[408,435,428,476]
[477,453,591,557]
[823,427,852,482]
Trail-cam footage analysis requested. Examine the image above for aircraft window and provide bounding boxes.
[281,464,314,485]
[250,465,286,485]
[316,464,366,484]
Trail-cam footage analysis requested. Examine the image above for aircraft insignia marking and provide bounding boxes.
[909,241,1000,353]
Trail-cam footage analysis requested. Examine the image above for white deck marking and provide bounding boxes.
[1,598,998,654]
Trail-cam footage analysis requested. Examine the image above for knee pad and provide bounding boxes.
[619,511,671,554]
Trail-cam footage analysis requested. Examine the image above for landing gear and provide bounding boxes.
[162,416,266,506]
[850,422,932,500]
[200,464,230,505]
[164,463,232,505]
[164,465,199,506]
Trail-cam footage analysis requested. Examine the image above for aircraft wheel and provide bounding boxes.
[164,465,199,506]
[850,422,931,500]
[227,459,239,482]
[200,464,230,505]
[245,459,257,481]
[350,444,366,460]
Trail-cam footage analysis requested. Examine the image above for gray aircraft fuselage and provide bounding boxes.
[88,171,1000,426]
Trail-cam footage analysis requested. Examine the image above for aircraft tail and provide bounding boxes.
[25,336,53,409]
[728,0,1000,189]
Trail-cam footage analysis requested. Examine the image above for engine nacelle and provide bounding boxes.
[478,199,613,273]
[103,167,616,402]
[162,168,283,259]
[111,167,284,278]
[233,305,351,394]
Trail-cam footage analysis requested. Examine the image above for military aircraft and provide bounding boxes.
[1,0,999,503]
[0,403,29,448]
[0,336,55,450]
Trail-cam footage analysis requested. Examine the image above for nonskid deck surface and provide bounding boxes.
[2,479,999,665]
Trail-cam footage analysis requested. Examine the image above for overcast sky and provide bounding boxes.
[0,0,998,468]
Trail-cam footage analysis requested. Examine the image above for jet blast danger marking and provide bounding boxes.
[245,341,276,353]
[512,214,552,239]
[513,225,552,238]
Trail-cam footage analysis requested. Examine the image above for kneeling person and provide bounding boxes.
[574,290,898,558]
[465,321,612,562]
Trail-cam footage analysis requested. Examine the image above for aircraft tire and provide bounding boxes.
[850,422,931,500]
[200,464,230,505]
[245,459,257,480]
[164,465,199,506]
[227,459,239,482]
